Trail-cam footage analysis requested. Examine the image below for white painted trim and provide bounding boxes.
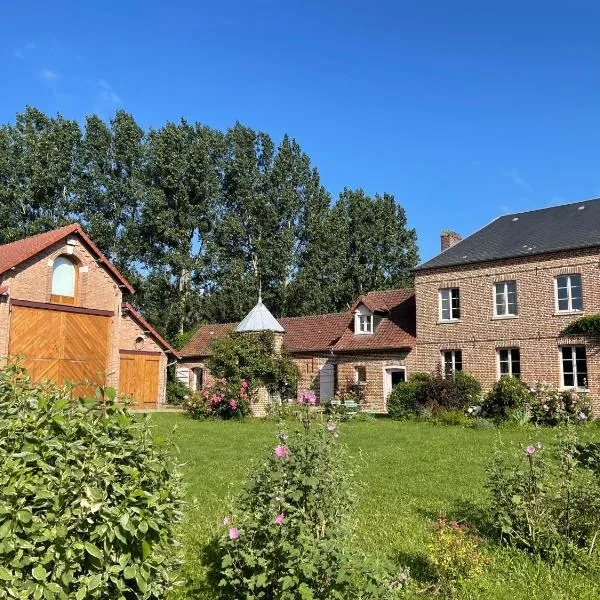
[554,273,583,313]
[559,345,588,391]
[439,287,460,322]
[496,347,520,379]
[382,365,407,410]
[493,280,518,317]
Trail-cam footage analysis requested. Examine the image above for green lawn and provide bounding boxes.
[148,414,600,599]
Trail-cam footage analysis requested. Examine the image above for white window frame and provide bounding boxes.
[497,348,520,379]
[494,281,518,317]
[555,274,583,313]
[356,314,373,334]
[442,350,462,378]
[439,288,460,321]
[560,345,588,390]
[354,366,367,383]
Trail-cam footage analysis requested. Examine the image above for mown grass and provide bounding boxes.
[148,414,600,599]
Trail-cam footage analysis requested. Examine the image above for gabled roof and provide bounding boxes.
[122,303,179,356]
[332,289,416,352]
[179,289,416,358]
[235,299,285,333]
[416,198,600,272]
[0,224,134,293]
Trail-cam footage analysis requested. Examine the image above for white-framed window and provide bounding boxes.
[356,314,373,334]
[439,288,460,321]
[354,366,367,383]
[442,350,462,377]
[494,281,517,316]
[560,346,588,390]
[498,348,520,378]
[51,255,76,297]
[555,274,583,312]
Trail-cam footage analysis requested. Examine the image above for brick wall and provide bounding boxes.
[414,247,600,414]
[335,350,415,412]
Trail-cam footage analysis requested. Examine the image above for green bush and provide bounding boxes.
[166,379,190,405]
[427,515,489,593]
[183,377,249,419]
[387,381,420,420]
[453,370,482,406]
[487,427,600,561]
[0,364,183,598]
[216,408,406,598]
[414,374,471,413]
[434,408,472,427]
[482,376,533,421]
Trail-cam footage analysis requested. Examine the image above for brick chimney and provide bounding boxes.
[440,230,462,252]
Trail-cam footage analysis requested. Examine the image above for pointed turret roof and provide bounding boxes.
[235,298,285,333]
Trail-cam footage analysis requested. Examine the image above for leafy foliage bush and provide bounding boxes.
[487,427,600,561]
[208,331,299,400]
[427,515,489,593]
[0,365,183,598]
[183,377,250,419]
[166,379,190,405]
[388,372,481,420]
[483,377,593,425]
[481,376,532,421]
[216,407,406,598]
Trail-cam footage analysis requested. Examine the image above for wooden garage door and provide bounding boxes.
[9,303,111,397]
[119,351,160,409]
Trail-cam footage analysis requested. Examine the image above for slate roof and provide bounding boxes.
[122,303,179,356]
[235,299,285,333]
[416,198,600,272]
[179,289,416,357]
[0,224,134,293]
[332,289,416,352]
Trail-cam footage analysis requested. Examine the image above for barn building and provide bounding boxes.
[0,224,177,407]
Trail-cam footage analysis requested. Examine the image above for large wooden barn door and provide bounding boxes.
[119,351,160,409]
[9,303,111,397]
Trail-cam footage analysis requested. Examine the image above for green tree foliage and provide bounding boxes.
[0,107,420,343]
[207,331,299,397]
[0,364,183,598]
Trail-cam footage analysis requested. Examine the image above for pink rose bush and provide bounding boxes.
[183,377,250,419]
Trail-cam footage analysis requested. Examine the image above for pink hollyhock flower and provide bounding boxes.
[228,527,239,540]
[211,394,222,404]
[326,423,336,432]
[202,390,210,399]
[223,517,230,525]
[229,399,238,410]
[300,391,317,405]
[241,380,248,389]
[525,445,536,455]
[274,513,285,525]
[240,388,246,397]
[274,445,289,458]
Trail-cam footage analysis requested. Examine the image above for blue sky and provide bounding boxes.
[2,1,600,261]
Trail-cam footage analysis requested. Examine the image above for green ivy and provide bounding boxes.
[0,364,183,598]
[563,313,600,335]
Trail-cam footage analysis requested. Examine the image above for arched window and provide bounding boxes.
[51,256,77,304]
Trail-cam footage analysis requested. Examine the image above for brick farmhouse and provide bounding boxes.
[0,224,177,407]
[181,198,600,415]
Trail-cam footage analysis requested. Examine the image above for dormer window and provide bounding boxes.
[51,255,78,305]
[355,312,373,334]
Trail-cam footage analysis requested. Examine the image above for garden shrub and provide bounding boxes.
[0,364,183,599]
[482,376,533,421]
[427,515,489,593]
[453,370,482,406]
[387,381,419,420]
[166,379,190,405]
[216,406,406,598]
[433,408,472,427]
[483,377,593,425]
[413,373,472,413]
[487,426,600,561]
[183,377,250,419]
